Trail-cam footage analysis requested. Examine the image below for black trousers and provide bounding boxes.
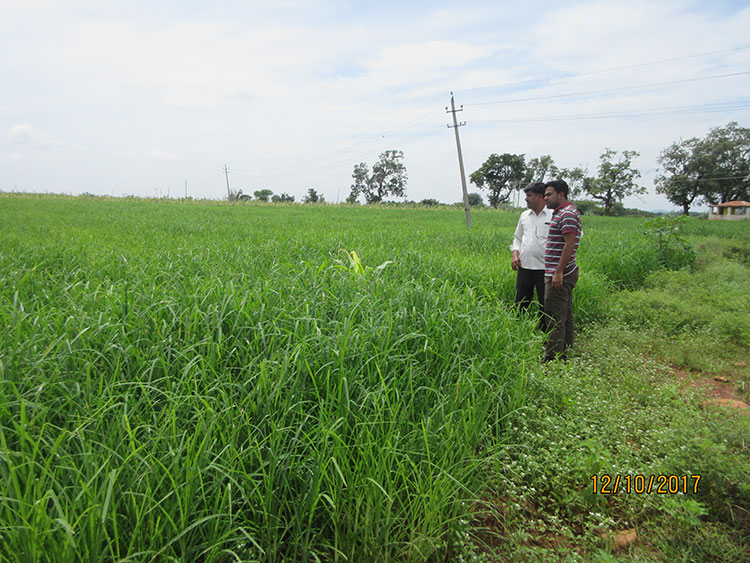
[515,268,547,331]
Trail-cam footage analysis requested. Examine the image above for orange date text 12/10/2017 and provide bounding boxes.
[590,474,701,495]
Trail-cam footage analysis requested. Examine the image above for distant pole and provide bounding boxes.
[223,164,231,198]
[185,179,188,199]
[446,92,471,228]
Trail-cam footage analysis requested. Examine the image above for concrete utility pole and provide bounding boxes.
[185,179,188,199]
[447,92,471,228]
[223,164,231,198]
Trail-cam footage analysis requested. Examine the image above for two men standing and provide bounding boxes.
[511,179,581,362]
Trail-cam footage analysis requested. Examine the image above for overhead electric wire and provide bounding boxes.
[470,101,750,123]
[456,45,750,94]
[465,71,750,106]
[233,45,749,184]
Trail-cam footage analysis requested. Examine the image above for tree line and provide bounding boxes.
[469,122,749,216]
[228,188,325,204]
[232,121,748,214]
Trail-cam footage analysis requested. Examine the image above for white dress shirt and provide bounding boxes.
[509,207,551,271]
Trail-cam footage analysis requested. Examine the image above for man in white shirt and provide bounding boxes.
[510,182,551,329]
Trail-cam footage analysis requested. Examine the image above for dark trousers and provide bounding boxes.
[515,268,547,331]
[544,269,578,361]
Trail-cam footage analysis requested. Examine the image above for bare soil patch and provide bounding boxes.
[670,367,750,413]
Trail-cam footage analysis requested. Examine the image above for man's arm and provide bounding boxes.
[510,215,524,271]
[551,231,576,289]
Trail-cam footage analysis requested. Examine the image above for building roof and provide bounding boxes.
[714,201,750,208]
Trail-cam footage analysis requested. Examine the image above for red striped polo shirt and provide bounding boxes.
[544,202,581,277]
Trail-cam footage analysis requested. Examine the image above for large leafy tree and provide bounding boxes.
[700,121,750,204]
[654,138,706,215]
[583,149,644,216]
[655,122,750,212]
[523,155,587,197]
[469,153,526,208]
[349,150,407,204]
[523,155,560,184]
[559,166,587,198]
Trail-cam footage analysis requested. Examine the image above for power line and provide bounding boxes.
[455,45,750,94]
[465,71,750,106]
[470,101,750,123]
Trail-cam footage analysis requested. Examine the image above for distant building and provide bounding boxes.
[708,201,750,221]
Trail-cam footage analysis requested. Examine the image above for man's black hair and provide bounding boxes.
[524,182,546,196]
[545,179,569,198]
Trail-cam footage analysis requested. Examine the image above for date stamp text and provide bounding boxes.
[590,474,701,495]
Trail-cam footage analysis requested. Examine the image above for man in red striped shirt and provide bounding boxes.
[543,180,582,362]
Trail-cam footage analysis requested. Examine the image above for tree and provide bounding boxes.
[583,149,644,216]
[469,153,526,208]
[226,188,246,202]
[560,166,587,198]
[655,123,750,212]
[700,122,750,204]
[523,155,560,184]
[654,138,705,215]
[349,150,408,204]
[303,188,325,204]
[467,192,484,207]
[253,189,273,202]
[271,192,295,203]
[573,199,601,216]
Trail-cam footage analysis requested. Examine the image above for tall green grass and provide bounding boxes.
[1,196,542,561]
[2,195,740,560]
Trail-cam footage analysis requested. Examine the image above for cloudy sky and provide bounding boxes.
[2,0,749,209]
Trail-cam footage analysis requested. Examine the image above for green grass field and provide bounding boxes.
[1,194,748,561]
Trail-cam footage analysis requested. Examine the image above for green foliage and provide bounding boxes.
[469,153,526,207]
[253,188,274,202]
[656,122,750,211]
[226,188,247,202]
[583,148,645,216]
[572,199,601,215]
[644,214,696,269]
[467,192,483,207]
[655,137,706,215]
[489,322,749,561]
[2,195,748,561]
[271,192,295,203]
[334,249,393,278]
[701,121,750,204]
[0,194,541,561]
[523,155,559,184]
[611,259,750,348]
[419,198,440,206]
[303,187,325,204]
[349,150,408,204]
